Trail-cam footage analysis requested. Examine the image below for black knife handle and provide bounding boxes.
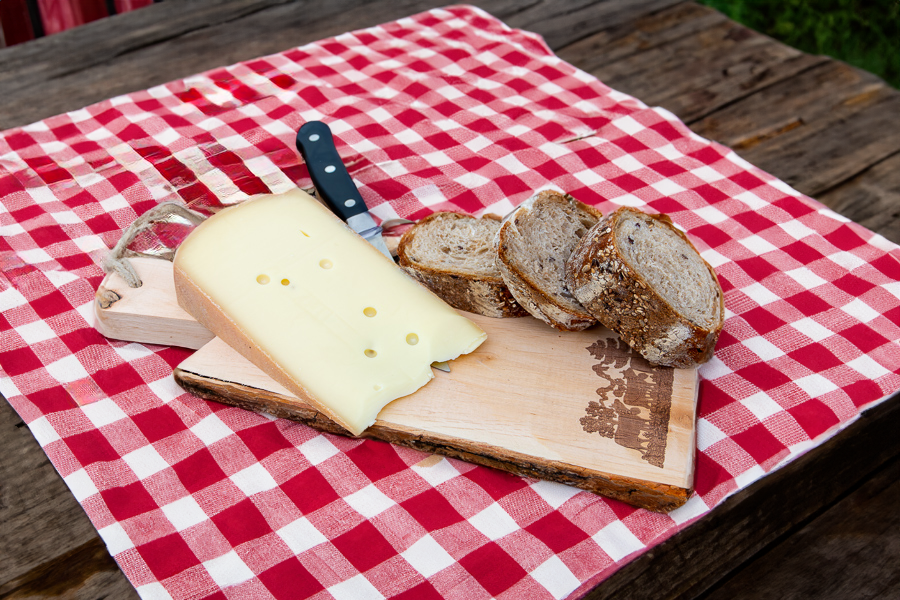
[296,121,366,221]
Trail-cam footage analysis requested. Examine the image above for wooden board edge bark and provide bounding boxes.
[174,368,691,513]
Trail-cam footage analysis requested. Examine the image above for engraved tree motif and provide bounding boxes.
[580,337,674,468]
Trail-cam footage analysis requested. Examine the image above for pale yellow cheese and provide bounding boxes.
[173,189,486,435]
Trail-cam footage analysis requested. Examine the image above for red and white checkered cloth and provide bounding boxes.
[2,5,900,599]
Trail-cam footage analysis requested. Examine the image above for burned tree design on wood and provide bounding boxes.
[581,337,674,468]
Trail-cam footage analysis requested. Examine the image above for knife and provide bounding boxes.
[295,121,451,373]
[296,121,392,259]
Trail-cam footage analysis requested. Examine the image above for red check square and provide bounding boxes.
[459,542,528,597]
[66,428,120,466]
[258,558,325,599]
[525,512,590,554]
[211,498,271,547]
[101,481,159,521]
[463,467,528,501]
[788,399,841,439]
[139,533,200,581]
[346,440,408,482]
[132,406,188,444]
[731,424,788,465]
[172,448,229,494]
[237,422,295,461]
[401,488,466,531]
[332,521,397,572]
[281,468,340,514]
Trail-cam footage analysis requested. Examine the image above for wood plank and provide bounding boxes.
[557,2,730,68]
[584,394,900,600]
[0,537,138,600]
[703,452,900,600]
[690,60,900,198]
[0,0,683,130]
[557,2,827,123]
[0,0,450,129]
[0,0,288,94]
[816,151,900,244]
[0,396,136,598]
[500,0,682,51]
[95,257,214,349]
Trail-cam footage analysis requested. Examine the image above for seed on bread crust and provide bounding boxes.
[565,207,724,368]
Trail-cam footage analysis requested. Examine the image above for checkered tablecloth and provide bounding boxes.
[2,5,900,599]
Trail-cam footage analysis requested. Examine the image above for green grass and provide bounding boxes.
[697,0,900,88]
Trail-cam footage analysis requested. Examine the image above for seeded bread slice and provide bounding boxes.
[565,207,724,368]
[495,190,603,331]
[398,212,528,318]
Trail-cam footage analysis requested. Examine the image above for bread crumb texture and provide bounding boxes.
[565,207,724,368]
[398,212,528,318]
[496,190,602,331]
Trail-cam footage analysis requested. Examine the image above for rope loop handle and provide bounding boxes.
[102,202,207,288]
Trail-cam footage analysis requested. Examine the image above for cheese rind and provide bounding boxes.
[173,189,486,435]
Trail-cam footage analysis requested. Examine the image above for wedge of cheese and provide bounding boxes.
[173,189,486,435]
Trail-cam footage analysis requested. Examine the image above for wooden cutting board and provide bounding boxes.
[95,257,699,512]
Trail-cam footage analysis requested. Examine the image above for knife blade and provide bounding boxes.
[296,121,392,259]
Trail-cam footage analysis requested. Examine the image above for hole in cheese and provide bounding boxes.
[364,307,377,317]
[365,349,377,358]
[374,383,383,391]
[319,259,333,269]
[257,274,270,285]
[406,333,419,345]
[281,278,290,286]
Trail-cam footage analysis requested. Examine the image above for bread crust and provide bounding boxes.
[565,207,724,368]
[398,212,528,318]
[495,191,602,331]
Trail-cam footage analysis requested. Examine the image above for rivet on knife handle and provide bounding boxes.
[296,121,392,259]
[296,121,366,221]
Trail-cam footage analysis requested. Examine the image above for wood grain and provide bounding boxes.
[815,151,900,245]
[0,0,688,131]
[558,2,827,123]
[690,60,900,198]
[499,0,683,51]
[704,453,900,600]
[0,537,137,600]
[0,0,287,90]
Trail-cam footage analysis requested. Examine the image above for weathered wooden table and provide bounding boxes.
[2,1,899,598]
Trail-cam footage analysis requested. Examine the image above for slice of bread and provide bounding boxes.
[495,190,603,331]
[565,207,724,368]
[398,212,528,318]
